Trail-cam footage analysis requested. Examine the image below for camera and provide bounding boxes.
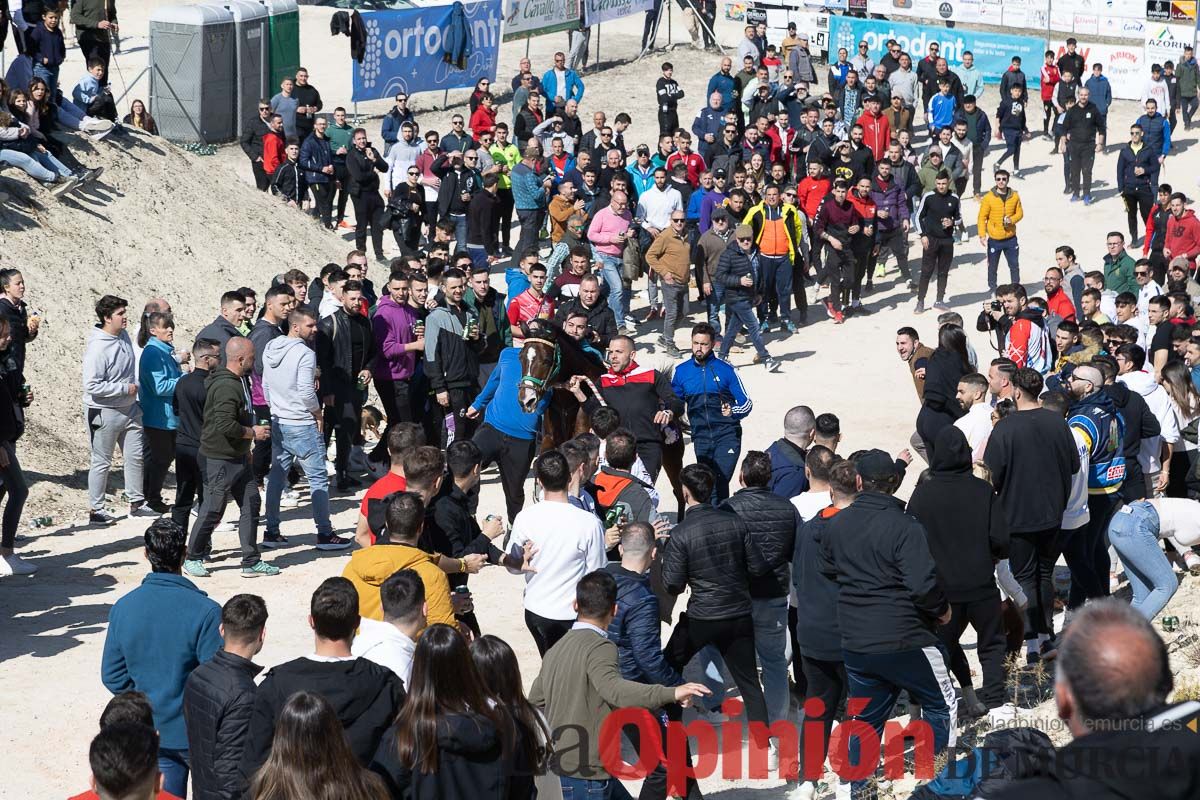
[990,300,1002,312]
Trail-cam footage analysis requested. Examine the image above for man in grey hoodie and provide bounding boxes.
[262,307,351,551]
[83,295,153,525]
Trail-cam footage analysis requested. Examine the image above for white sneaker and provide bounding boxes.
[81,116,114,134]
[766,739,780,772]
[987,703,1018,726]
[217,521,237,533]
[279,490,301,509]
[0,554,37,575]
[786,782,817,800]
[834,777,851,800]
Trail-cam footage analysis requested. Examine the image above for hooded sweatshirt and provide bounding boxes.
[262,336,320,425]
[371,712,513,800]
[342,541,456,627]
[1068,389,1127,494]
[82,327,137,410]
[1119,369,1181,475]
[907,427,1010,603]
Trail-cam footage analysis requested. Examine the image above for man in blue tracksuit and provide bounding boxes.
[468,345,551,522]
[671,322,752,502]
[1084,63,1113,139]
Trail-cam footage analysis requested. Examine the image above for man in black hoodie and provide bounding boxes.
[171,338,218,530]
[317,280,377,492]
[183,594,267,800]
[241,577,404,780]
[1093,355,1159,504]
[908,426,1010,718]
[197,291,247,367]
[819,450,955,795]
[984,368,1079,661]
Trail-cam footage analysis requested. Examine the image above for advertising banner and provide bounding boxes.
[583,0,654,25]
[1052,38,1144,98]
[502,0,580,41]
[353,1,501,102]
[1147,0,1197,23]
[829,15,1044,83]
[1145,22,1195,65]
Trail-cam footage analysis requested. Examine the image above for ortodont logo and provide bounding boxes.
[855,27,969,61]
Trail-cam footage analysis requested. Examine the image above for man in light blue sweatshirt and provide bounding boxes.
[1085,63,1114,140]
[83,294,152,525]
[262,307,351,551]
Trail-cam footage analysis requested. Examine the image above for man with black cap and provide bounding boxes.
[819,449,956,796]
[715,224,782,372]
[787,32,818,86]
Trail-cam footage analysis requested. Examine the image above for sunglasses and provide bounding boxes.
[671,218,686,223]
[408,170,420,175]
[736,236,752,242]
[1135,270,1150,276]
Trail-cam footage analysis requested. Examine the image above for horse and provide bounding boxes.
[517,321,686,514]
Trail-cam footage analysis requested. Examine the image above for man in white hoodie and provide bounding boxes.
[83,295,152,526]
[262,307,352,551]
[1116,343,1179,495]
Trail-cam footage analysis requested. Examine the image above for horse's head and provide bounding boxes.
[518,324,560,413]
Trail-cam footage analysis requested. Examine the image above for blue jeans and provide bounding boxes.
[751,595,791,724]
[0,148,70,183]
[1109,501,1178,619]
[265,420,332,539]
[466,244,489,271]
[986,236,1019,289]
[719,297,768,359]
[559,776,633,800]
[158,747,189,799]
[757,254,793,322]
[449,213,468,248]
[594,251,625,323]
[32,63,59,92]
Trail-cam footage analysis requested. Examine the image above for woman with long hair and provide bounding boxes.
[471,634,550,800]
[122,99,159,135]
[1161,360,1200,499]
[915,323,972,459]
[469,77,491,116]
[371,624,516,799]
[137,312,183,513]
[0,316,32,576]
[251,691,388,800]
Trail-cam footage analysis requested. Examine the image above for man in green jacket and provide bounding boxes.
[70,0,118,85]
[1178,45,1199,131]
[1103,232,1138,296]
[529,570,709,798]
[185,337,280,578]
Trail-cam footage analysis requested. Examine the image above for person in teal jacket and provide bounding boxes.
[137,312,183,512]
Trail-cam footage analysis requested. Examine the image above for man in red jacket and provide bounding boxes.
[262,113,286,178]
[1043,267,1077,322]
[1163,191,1200,271]
[856,96,891,162]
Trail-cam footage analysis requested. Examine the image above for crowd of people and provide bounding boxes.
[5,10,1200,800]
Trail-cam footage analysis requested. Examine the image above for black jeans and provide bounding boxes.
[664,613,770,745]
[823,240,854,312]
[636,440,663,482]
[799,655,846,782]
[918,237,953,305]
[473,423,537,523]
[351,192,386,257]
[525,609,573,656]
[1067,141,1095,197]
[938,594,1007,707]
[171,445,204,529]
[311,181,334,228]
[1063,493,1120,609]
[187,456,261,568]
[971,142,986,195]
[0,442,28,550]
[436,386,479,449]
[251,404,272,483]
[1008,527,1061,639]
[143,427,176,507]
[325,393,365,478]
[333,163,350,222]
[622,702,701,800]
[251,159,271,191]
[875,227,910,284]
[1124,192,1153,242]
[371,377,414,461]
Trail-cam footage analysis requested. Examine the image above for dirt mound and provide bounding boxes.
[0,129,351,517]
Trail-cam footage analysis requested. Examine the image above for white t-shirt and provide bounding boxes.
[1169,401,1200,453]
[953,403,994,463]
[1062,427,1091,531]
[507,499,607,620]
[1155,498,1200,547]
[351,618,415,686]
[1137,280,1163,318]
[792,490,832,522]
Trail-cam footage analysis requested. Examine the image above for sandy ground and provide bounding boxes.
[4,6,1200,799]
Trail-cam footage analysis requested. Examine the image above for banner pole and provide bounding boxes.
[597,22,601,65]
[526,37,531,58]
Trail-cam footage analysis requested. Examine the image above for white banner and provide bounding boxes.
[1099,15,1148,39]
[1145,23,1195,68]
[583,0,652,25]
[1054,38,1145,98]
[502,0,580,40]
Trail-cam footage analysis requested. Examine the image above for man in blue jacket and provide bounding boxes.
[101,518,223,798]
[672,323,752,501]
[541,51,585,115]
[605,522,700,800]
[766,404,815,499]
[1084,63,1113,141]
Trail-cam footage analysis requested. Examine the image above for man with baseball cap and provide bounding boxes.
[819,449,956,795]
[714,224,781,371]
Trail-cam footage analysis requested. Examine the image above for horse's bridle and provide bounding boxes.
[519,335,562,393]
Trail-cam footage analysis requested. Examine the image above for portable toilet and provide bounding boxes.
[260,0,300,89]
[223,0,270,139]
[148,4,237,143]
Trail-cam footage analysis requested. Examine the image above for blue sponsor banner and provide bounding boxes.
[828,15,1044,84]
[353,1,502,102]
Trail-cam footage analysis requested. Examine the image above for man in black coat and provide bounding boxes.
[316,280,377,491]
[720,451,800,728]
[241,578,404,780]
[240,102,273,191]
[345,127,389,261]
[171,338,218,529]
[907,426,1010,718]
[183,594,267,800]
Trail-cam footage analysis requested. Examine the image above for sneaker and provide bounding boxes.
[831,308,845,324]
[1013,169,1021,179]
[336,475,363,492]
[915,302,927,314]
[182,559,211,578]
[766,738,780,772]
[623,315,639,329]
[0,554,37,576]
[279,489,301,509]
[128,502,160,517]
[986,703,1019,726]
[1083,195,1094,206]
[764,356,782,372]
[783,321,797,334]
[338,220,352,229]
[144,500,171,514]
[786,782,818,800]
[823,299,837,320]
[217,520,237,533]
[89,509,119,526]
[81,116,114,134]
[1069,193,1080,202]
[261,533,290,549]
[758,320,771,334]
[242,560,281,577]
[960,228,970,243]
[50,176,79,198]
[656,339,685,357]
[933,301,951,311]
[873,264,887,279]
[316,535,354,551]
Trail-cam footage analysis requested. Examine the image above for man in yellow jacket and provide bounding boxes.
[977,169,1024,290]
[743,184,805,334]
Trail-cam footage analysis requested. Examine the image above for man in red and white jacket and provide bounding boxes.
[507,262,555,346]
